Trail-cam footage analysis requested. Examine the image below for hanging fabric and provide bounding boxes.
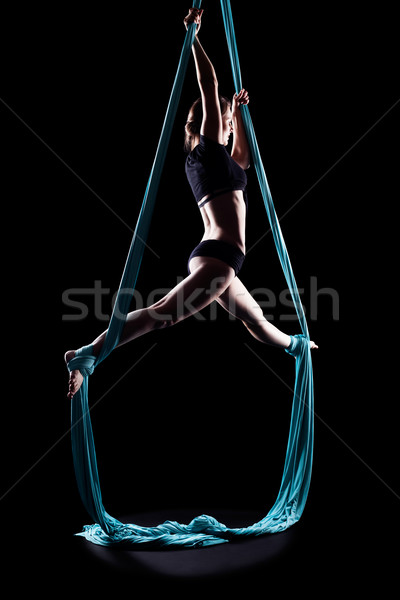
[67,0,314,548]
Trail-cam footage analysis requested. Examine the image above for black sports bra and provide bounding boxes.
[185,134,248,210]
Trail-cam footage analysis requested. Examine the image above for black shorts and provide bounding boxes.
[187,239,245,277]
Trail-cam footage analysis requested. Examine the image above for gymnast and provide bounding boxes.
[65,7,317,400]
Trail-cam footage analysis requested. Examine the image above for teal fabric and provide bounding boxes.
[67,0,314,548]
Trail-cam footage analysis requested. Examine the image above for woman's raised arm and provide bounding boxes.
[184,8,223,143]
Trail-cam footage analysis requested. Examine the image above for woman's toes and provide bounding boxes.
[67,370,84,399]
[65,351,84,399]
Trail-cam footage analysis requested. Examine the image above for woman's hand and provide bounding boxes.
[232,89,249,115]
[184,7,203,33]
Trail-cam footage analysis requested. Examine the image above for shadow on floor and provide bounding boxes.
[73,507,298,584]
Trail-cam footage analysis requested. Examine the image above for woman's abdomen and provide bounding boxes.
[200,190,246,253]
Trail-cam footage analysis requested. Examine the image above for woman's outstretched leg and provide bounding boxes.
[66,257,235,398]
[216,276,318,349]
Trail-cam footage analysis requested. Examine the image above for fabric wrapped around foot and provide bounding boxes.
[285,334,308,357]
[67,345,97,377]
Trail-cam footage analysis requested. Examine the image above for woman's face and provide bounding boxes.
[222,109,233,145]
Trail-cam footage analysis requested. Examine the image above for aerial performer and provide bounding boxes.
[65,7,317,400]
[64,4,317,548]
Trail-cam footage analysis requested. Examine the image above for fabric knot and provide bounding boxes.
[285,334,308,357]
[67,345,96,377]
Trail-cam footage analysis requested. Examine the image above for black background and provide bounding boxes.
[2,0,399,594]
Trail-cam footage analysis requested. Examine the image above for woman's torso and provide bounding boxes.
[185,135,247,253]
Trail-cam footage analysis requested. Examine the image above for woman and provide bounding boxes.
[65,7,317,399]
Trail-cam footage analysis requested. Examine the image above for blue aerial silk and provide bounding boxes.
[67,0,314,548]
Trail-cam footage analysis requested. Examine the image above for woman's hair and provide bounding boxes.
[184,95,231,153]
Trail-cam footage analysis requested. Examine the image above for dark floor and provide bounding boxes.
[6,475,397,596]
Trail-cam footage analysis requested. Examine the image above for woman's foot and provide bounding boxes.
[64,350,84,400]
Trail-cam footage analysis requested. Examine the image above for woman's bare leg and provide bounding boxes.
[92,257,234,352]
[216,277,318,349]
[66,257,235,398]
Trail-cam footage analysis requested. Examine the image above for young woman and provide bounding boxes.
[65,7,317,399]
